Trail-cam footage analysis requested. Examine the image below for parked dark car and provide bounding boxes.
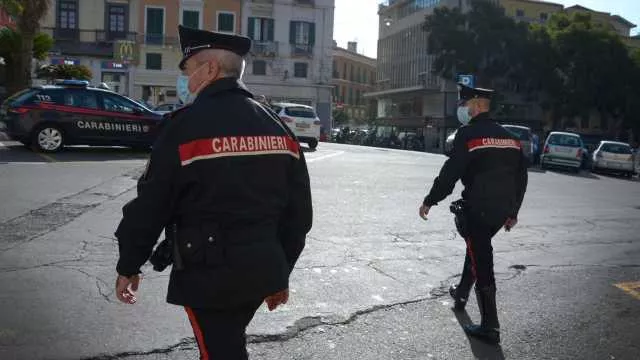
[0,80,164,152]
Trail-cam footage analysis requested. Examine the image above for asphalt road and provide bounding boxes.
[0,140,638,360]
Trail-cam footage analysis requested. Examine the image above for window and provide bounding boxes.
[145,7,164,44]
[248,17,274,41]
[349,65,354,81]
[516,9,525,17]
[540,13,548,21]
[182,10,200,29]
[102,93,139,114]
[217,12,235,33]
[146,53,162,70]
[289,21,315,45]
[284,106,316,118]
[601,143,632,154]
[548,134,581,147]
[58,0,77,29]
[29,90,65,105]
[252,60,266,75]
[294,62,308,78]
[348,88,353,104]
[64,90,98,109]
[343,63,347,79]
[108,5,126,33]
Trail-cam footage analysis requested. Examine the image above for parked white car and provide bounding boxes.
[541,131,584,172]
[270,102,321,149]
[591,141,635,178]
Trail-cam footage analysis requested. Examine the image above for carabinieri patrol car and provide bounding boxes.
[0,80,165,152]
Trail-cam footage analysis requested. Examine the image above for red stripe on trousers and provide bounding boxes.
[185,307,210,360]
[465,237,478,279]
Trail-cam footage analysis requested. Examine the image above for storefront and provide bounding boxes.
[100,61,129,96]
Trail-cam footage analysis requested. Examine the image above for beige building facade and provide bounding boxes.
[40,0,140,96]
[331,41,376,124]
[134,0,242,105]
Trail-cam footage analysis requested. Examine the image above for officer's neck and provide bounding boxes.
[470,111,490,123]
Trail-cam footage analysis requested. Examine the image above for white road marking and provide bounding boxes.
[306,150,345,163]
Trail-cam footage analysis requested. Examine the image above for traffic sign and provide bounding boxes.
[457,74,475,88]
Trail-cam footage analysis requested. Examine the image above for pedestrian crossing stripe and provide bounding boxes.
[614,281,640,300]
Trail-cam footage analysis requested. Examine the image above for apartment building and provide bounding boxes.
[331,41,377,124]
[135,0,242,104]
[241,0,335,131]
[40,0,140,95]
[367,0,638,153]
[364,0,463,152]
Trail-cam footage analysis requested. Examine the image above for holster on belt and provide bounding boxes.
[149,223,184,272]
[449,199,469,238]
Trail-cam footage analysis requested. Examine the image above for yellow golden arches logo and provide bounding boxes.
[116,40,135,61]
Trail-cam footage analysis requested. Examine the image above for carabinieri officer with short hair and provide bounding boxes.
[113,25,312,360]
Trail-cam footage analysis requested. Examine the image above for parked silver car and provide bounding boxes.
[541,131,584,172]
[502,124,534,162]
[591,141,635,178]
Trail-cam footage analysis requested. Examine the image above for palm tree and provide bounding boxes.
[1,0,51,92]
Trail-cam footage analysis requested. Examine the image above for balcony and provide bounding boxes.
[42,27,137,57]
[291,43,313,57]
[250,41,278,57]
[139,33,179,47]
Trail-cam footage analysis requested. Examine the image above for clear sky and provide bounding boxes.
[333,0,640,59]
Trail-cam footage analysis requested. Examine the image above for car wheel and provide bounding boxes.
[31,125,64,153]
[308,139,318,150]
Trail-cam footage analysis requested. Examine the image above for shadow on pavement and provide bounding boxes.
[453,310,506,360]
[0,142,149,163]
[543,169,600,180]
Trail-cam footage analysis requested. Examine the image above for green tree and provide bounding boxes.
[36,64,93,83]
[423,0,529,88]
[0,0,51,93]
[332,109,349,126]
[0,27,52,90]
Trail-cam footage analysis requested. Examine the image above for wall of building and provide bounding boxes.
[242,0,335,129]
[500,0,563,23]
[331,46,376,123]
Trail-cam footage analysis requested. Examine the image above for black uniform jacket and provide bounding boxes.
[424,113,528,226]
[115,77,313,308]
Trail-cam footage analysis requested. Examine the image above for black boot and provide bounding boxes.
[463,285,501,344]
[450,259,475,311]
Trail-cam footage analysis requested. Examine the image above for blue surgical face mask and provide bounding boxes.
[176,75,194,105]
[457,106,471,125]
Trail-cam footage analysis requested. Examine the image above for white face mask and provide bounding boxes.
[457,106,472,125]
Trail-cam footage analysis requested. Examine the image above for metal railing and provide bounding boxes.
[41,27,137,44]
[291,43,313,57]
[250,41,278,57]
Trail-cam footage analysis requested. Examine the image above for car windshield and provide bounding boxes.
[503,126,531,141]
[284,106,316,118]
[548,134,581,147]
[601,143,632,154]
[4,89,39,106]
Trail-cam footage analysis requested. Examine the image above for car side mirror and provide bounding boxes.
[133,107,144,115]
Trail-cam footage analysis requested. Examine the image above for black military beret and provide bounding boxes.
[178,25,252,70]
[458,83,494,101]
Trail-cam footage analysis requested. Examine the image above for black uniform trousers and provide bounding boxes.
[185,300,263,360]
[460,215,502,289]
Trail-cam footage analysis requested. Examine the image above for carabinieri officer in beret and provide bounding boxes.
[419,83,528,344]
[114,25,312,359]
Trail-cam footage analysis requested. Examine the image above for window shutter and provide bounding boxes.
[267,19,275,41]
[308,22,315,46]
[289,21,296,44]
[248,17,255,39]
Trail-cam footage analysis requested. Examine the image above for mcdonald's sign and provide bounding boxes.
[114,40,137,64]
